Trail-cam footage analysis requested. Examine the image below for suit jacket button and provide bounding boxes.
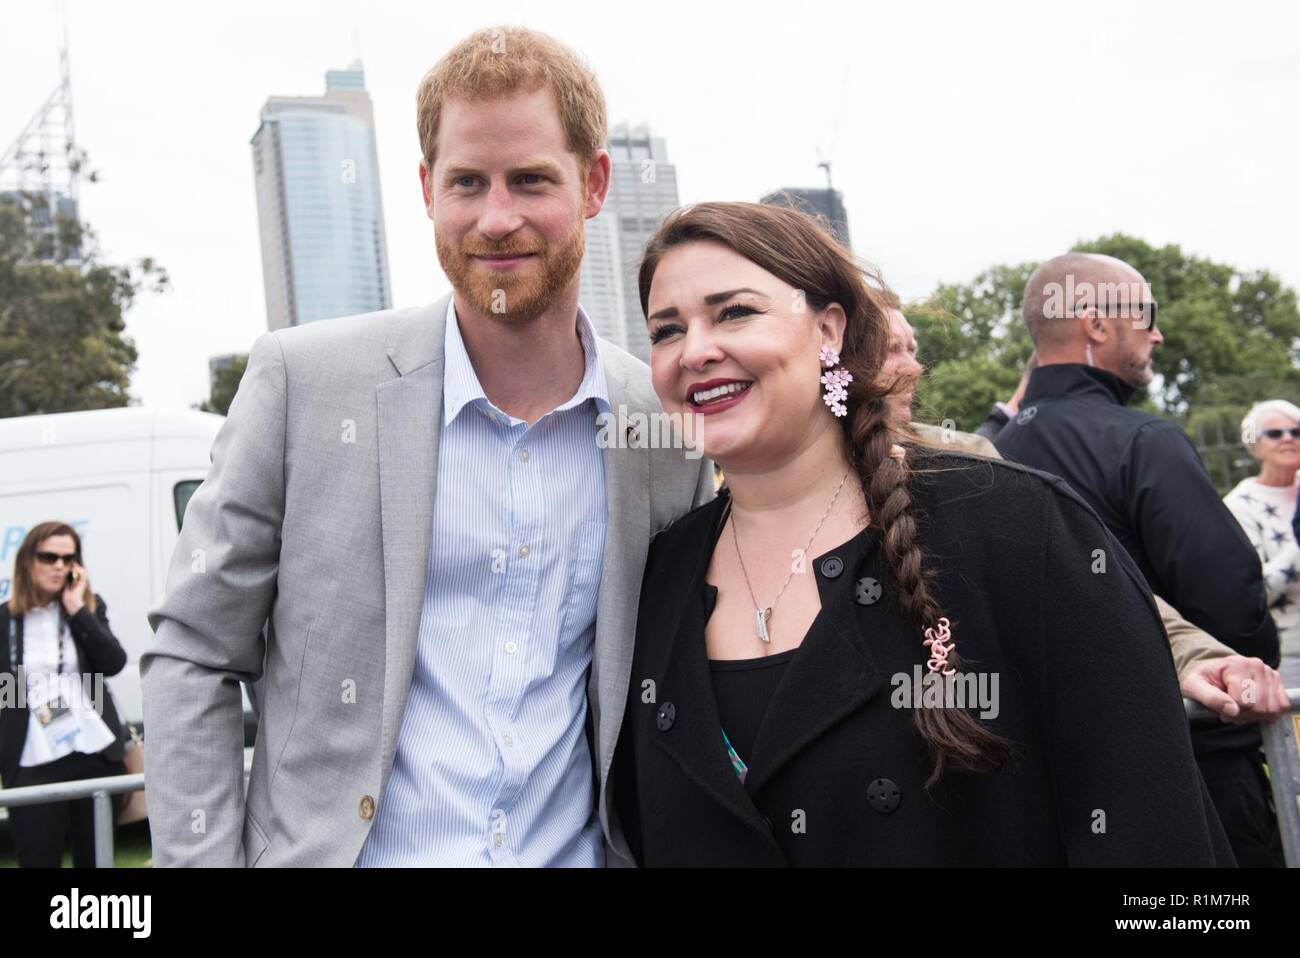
[359,795,376,820]
[820,556,844,578]
[656,702,676,731]
[867,778,900,814]
[855,577,882,605]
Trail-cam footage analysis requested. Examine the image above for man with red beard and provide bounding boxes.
[143,27,712,867]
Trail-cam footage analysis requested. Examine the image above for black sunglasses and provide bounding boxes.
[1097,300,1159,332]
[1067,300,1159,332]
[34,551,79,566]
[1261,428,1300,440]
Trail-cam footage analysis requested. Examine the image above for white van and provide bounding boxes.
[0,407,254,743]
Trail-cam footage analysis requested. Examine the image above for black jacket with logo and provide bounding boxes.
[994,363,1278,757]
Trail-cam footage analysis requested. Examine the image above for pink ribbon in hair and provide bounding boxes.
[923,617,956,676]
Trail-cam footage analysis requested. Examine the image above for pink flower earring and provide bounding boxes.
[819,346,853,418]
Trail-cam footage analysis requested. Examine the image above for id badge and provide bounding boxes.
[38,703,82,751]
[30,678,84,753]
[35,701,70,726]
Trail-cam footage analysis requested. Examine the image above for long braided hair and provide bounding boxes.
[638,202,1009,785]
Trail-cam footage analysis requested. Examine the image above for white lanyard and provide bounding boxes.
[8,609,69,674]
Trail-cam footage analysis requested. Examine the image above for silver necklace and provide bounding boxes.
[730,466,853,643]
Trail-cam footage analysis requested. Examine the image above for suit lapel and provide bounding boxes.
[376,296,448,793]
[592,355,649,793]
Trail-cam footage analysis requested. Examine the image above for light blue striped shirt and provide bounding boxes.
[356,299,610,867]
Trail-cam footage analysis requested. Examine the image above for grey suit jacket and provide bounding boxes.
[142,294,713,866]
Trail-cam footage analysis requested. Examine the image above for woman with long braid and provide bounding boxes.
[609,202,1232,866]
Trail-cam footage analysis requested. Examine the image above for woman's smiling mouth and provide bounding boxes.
[686,379,753,413]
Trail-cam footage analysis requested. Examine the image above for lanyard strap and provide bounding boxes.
[7,609,67,674]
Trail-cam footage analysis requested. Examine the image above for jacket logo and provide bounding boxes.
[1016,406,1038,425]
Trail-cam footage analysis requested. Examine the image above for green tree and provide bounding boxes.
[0,191,167,418]
[907,235,1300,447]
[906,263,1037,431]
[197,354,247,416]
[1074,234,1300,415]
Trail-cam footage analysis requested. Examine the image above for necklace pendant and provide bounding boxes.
[756,607,772,643]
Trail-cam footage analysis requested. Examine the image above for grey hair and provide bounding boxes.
[1242,399,1300,450]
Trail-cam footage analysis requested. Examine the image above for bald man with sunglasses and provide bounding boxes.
[994,252,1285,867]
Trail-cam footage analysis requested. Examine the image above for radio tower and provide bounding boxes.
[0,15,87,264]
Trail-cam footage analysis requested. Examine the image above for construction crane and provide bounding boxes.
[0,13,88,264]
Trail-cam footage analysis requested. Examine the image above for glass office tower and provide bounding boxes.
[251,62,392,329]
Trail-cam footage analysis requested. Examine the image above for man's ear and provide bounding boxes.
[818,301,849,356]
[419,159,435,220]
[1081,309,1109,346]
[583,149,612,219]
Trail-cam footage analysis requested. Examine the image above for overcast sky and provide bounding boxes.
[4,0,1298,409]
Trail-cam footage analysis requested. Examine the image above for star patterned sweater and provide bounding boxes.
[1224,475,1300,658]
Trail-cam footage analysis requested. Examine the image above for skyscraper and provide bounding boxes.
[579,123,680,364]
[760,186,852,251]
[251,62,392,330]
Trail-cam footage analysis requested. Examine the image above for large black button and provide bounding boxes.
[867,778,901,814]
[855,577,882,605]
[656,702,676,731]
[820,556,844,579]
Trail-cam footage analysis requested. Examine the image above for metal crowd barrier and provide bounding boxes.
[1186,689,1300,867]
[0,753,253,868]
[1,705,1296,868]
[0,770,144,867]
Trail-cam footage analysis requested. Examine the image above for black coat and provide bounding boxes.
[611,449,1235,866]
[1,595,127,787]
[994,364,1276,659]
[993,363,1278,758]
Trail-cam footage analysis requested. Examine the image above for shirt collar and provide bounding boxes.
[1022,362,1137,408]
[442,297,610,425]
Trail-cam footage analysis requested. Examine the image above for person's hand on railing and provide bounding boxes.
[1181,654,1290,723]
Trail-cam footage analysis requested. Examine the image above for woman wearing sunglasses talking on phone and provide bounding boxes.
[1226,401,1300,691]
[1,521,128,867]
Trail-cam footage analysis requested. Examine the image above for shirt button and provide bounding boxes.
[820,556,844,578]
[493,834,503,848]
[518,545,529,558]
[519,449,529,461]
[359,795,376,820]
[503,734,513,746]
[505,641,518,654]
